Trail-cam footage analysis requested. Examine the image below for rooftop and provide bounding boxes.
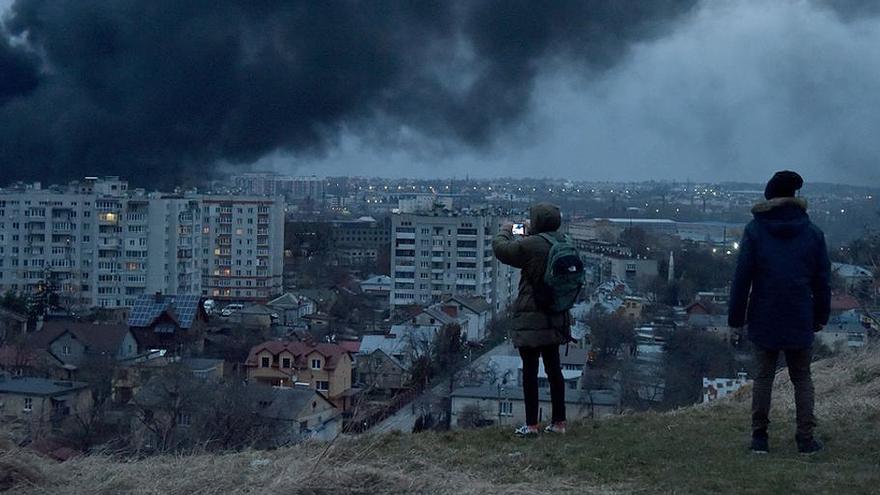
[0,376,89,396]
[127,294,202,329]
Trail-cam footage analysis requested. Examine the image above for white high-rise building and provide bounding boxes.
[0,179,203,310]
[389,210,519,313]
[200,196,285,302]
[1,178,287,310]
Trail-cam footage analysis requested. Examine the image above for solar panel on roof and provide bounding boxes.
[127,294,202,328]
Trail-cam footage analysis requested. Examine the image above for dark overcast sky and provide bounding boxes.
[2,1,880,186]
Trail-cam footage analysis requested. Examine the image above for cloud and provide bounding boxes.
[0,0,697,186]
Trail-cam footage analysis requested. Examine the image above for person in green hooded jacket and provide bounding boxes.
[493,202,571,437]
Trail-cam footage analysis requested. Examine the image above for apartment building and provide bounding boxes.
[330,216,390,267]
[0,178,202,309]
[389,209,518,313]
[200,196,284,302]
[232,173,325,201]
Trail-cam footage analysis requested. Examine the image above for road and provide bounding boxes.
[369,340,517,434]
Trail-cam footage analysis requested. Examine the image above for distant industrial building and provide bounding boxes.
[231,173,324,202]
[569,218,743,247]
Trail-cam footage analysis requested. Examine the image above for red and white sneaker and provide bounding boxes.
[514,424,539,437]
[544,421,567,434]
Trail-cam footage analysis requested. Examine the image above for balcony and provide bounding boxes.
[97,212,119,225]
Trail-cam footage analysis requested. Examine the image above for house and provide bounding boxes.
[688,314,733,343]
[0,307,28,343]
[127,293,208,355]
[830,294,861,313]
[832,262,874,293]
[355,348,409,393]
[27,321,138,370]
[620,296,645,321]
[360,275,392,297]
[245,341,353,407]
[359,325,438,370]
[234,304,277,328]
[0,345,62,379]
[685,300,722,317]
[252,385,341,445]
[301,313,332,332]
[694,290,730,306]
[486,355,583,390]
[0,374,92,429]
[439,295,492,342]
[266,293,317,325]
[703,372,750,403]
[112,356,226,405]
[817,309,869,349]
[450,384,619,428]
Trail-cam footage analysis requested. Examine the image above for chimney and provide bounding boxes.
[441,305,458,318]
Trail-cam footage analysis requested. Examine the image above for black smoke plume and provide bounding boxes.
[0,0,697,186]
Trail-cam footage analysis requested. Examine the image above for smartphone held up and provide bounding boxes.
[512,223,526,236]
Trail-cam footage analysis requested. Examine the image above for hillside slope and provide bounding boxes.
[3,347,879,495]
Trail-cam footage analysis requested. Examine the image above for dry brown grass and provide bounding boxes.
[4,346,878,495]
[0,447,45,493]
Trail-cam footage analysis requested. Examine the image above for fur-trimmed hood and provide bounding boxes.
[751,196,808,214]
[750,196,809,239]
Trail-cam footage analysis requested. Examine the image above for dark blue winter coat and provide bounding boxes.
[728,197,831,350]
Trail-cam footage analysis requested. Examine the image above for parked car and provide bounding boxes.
[220,303,244,317]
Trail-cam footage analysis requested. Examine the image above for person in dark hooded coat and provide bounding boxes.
[729,170,830,455]
[493,202,570,437]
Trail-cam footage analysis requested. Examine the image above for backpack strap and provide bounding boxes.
[537,232,558,246]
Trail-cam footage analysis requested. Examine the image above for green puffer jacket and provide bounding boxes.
[492,202,572,348]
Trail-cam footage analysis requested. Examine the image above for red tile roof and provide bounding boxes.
[338,340,361,354]
[830,294,861,312]
[245,341,350,370]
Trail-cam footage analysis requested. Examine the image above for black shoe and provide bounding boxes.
[796,436,823,455]
[750,431,769,454]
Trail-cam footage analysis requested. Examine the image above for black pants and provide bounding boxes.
[752,346,816,438]
[519,345,566,426]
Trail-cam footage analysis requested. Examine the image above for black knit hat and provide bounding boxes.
[764,170,804,200]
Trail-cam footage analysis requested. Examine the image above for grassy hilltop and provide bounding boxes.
[3,348,879,495]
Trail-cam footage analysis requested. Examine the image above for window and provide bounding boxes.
[499,401,513,416]
[62,345,71,356]
[261,356,270,368]
[311,359,322,370]
[177,412,192,428]
[23,397,33,412]
[316,381,329,392]
[282,357,291,369]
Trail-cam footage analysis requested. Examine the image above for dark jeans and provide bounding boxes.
[752,346,816,438]
[519,345,566,426]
